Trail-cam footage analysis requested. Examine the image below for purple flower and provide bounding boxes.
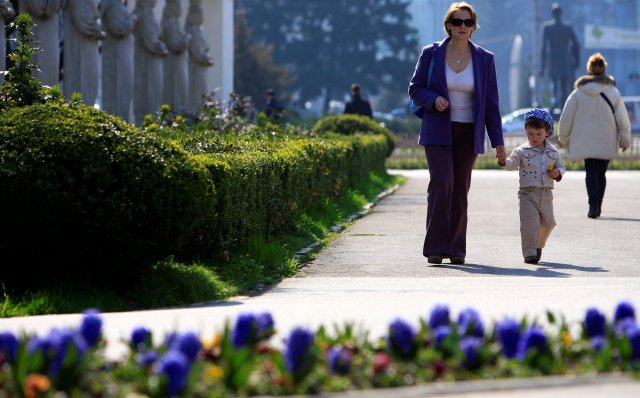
[155,350,190,396]
[0,332,19,363]
[495,318,521,359]
[517,326,547,360]
[79,309,102,347]
[614,318,636,336]
[232,313,258,348]
[326,347,352,375]
[171,332,201,363]
[428,304,450,330]
[131,327,152,352]
[459,337,482,368]
[590,336,605,352]
[284,327,315,374]
[434,326,451,348]
[614,301,636,324]
[629,326,640,360]
[584,307,606,338]
[257,312,275,340]
[387,319,416,358]
[48,329,88,376]
[457,308,484,338]
[136,350,158,367]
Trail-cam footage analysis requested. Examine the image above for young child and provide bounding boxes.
[498,109,566,264]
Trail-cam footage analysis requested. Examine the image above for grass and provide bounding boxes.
[0,171,401,317]
[386,145,640,170]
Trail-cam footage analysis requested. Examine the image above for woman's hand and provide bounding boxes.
[495,145,506,164]
[435,96,449,112]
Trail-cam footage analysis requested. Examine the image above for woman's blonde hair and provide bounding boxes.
[443,2,479,38]
[587,53,607,76]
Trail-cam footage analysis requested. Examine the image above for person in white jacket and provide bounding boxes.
[558,52,631,219]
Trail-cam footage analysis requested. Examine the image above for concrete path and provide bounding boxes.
[2,169,640,397]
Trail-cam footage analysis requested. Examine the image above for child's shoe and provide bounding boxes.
[524,256,539,264]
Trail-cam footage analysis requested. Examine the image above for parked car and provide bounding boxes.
[501,107,561,136]
[501,108,533,136]
[623,96,640,134]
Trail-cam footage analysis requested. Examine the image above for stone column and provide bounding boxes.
[204,0,233,101]
[62,0,105,105]
[185,0,213,114]
[100,0,136,121]
[133,0,168,124]
[0,1,15,84]
[19,0,61,87]
[161,0,188,114]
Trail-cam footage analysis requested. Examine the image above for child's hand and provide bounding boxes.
[548,168,560,179]
[497,158,506,167]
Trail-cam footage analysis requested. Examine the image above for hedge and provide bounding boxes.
[0,103,393,284]
[0,102,214,283]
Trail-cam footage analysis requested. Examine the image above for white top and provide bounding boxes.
[446,59,474,123]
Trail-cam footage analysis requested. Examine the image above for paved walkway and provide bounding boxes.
[3,169,640,397]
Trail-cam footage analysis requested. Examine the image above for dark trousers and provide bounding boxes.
[584,158,610,213]
[423,122,477,258]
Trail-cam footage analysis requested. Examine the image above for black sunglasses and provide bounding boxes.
[450,18,475,27]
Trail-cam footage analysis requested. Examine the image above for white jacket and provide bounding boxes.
[558,75,631,161]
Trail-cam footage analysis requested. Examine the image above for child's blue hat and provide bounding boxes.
[524,108,554,136]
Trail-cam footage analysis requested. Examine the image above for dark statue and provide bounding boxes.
[540,3,580,109]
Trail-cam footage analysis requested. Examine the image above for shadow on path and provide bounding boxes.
[538,262,608,273]
[434,262,572,277]
[597,217,640,223]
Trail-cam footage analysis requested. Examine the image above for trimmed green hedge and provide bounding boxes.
[311,114,396,156]
[187,134,389,260]
[0,102,214,283]
[0,103,393,284]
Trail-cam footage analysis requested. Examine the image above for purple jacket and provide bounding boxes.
[408,38,504,154]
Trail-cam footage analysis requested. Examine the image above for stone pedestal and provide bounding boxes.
[133,0,168,124]
[19,0,61,87]
[100,0,136,121]
[62,0,105,105]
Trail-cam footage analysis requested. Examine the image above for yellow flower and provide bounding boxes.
[547,163,554,171]
[561,330,572,346]
[205,365,224,381]
[175,115,184,124]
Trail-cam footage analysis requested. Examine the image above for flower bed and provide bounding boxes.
[1,302,639,397]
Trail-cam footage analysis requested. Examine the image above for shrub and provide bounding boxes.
[0,102,214,285]
[311,114,396,156]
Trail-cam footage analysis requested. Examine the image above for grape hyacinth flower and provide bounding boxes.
[428,304,450,330]
[48,329,88,376]
[326,347,352,375]
[628,326,640,360]
[387,319,416,358]
[155,350,190,396]
[0,331,19,363]
[459,337,483,368]
[614,301,636,325]
[614,318,636,336]
[590,336,605,352]
[517,326,547,360]
[434,326,451,348]
[232,313,257,348]
[457,308,484,338]
[284,327,315,375]
[584,307,606,338]
[131,327,152,352]
[136,350,158,367]
[257,312,275,340]
[172,332,202,363]
[495,318,521,359]
[79,309,103,347]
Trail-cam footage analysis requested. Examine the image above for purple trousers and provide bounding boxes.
[423,122,478,258]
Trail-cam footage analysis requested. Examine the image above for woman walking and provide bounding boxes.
[408,2,505,265]
[558,53,631,218]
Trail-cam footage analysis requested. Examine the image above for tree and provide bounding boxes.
[234,1,293,113]
[242,0,419,113]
